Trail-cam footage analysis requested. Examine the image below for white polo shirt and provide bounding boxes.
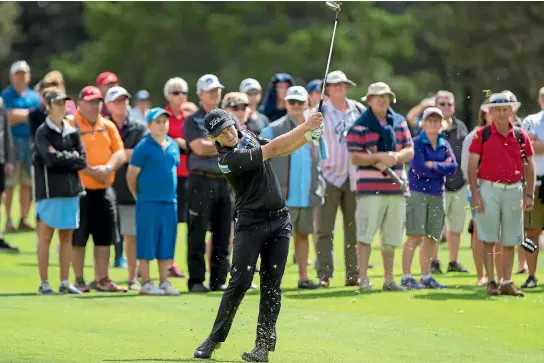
[522,110,544,183]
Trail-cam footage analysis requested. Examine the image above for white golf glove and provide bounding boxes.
[305,125,323,141]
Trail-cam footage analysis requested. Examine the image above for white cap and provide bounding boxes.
[326,70,355,86]
[197,74,225,93]
[285,86,308,102]
[10,60,30,75]
[164,77,189,98]
[422,107,443,120]
[239,78,262,93]
[105,86,131,103]
[539,86,544,96]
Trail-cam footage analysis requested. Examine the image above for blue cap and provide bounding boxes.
[145,107,171,124]
[134,90,150,101]
[306,79,322,93]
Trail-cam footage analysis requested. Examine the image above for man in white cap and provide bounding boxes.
[240,78,269,132]
[346,81,414,292]
[1,60,41,233]
[520,87,544,289]
[261,86,327,289]
[183,74,233,293]
[106,86,148,288]
[468,93,535,296]
[314,70,364,288]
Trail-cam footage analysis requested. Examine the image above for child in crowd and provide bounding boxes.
[401,107,458,289]
[126,108,181,296]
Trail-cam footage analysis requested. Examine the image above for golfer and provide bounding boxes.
[193,109,323,362]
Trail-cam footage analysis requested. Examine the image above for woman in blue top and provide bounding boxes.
[401,107,458,290]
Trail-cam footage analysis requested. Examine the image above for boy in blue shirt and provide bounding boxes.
[126,108,181,296]
[401,107,457,290]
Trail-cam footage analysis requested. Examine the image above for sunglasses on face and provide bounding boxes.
[53,100,67,106]
[438,102,453,107]
[287,100,305,106]
[231,105,247,111]
[170,91,187,96]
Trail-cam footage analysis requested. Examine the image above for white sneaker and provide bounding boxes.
[159,281,180,296]
[139,281,165,296]
[359,279,373,291]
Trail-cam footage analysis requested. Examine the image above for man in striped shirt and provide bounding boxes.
[313,70,364,288]
[346,82,414,292]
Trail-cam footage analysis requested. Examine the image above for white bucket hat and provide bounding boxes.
[485,93,520,110]
[361,82,397,104]
[325,70,355,86]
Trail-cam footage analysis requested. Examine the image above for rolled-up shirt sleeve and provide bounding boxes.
[219,147,263,175]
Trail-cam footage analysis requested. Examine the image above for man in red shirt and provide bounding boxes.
[96,72,120,118]
[164,77,190,278]
[468,93,536,296]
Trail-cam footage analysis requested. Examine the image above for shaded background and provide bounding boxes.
[1,1,543,127]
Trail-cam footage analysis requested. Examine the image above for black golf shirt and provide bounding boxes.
[217,129,285,212]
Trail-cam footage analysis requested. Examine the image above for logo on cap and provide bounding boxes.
[209,115,229,129]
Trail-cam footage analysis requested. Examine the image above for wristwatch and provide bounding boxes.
[105,165,113,173]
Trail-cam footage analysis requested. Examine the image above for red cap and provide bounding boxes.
[96,72,119,86]
[79,86,104,101]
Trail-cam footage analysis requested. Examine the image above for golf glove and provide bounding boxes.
[305,128,322,141]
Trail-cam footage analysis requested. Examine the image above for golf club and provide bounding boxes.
[365,149,408,190]
[318,1,342,113]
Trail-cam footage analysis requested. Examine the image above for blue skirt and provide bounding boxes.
[36,197,80,230]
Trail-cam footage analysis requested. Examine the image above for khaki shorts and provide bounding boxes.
[445,190,467,234]
[118,205,136,237]
[474,181,524,246]
[355,194,405,246]
[289,207,314,235]
[6,161,32,187]
[525,185,544,230]
[406,191,445,241]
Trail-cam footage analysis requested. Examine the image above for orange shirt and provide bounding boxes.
[71,113,124,190]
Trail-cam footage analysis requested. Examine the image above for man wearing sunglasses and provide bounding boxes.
[261,86,327,289]
[239,78,269,132]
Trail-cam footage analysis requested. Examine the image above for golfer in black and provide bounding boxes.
[194,109,323,362]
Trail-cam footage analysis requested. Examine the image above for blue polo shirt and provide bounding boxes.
[130,134,180,203]
[261,126,328,208]
[1,86,41,138]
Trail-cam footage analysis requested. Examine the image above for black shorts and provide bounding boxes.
[73,188,118,247]
[177,176,187,223]
[0,164,5,193]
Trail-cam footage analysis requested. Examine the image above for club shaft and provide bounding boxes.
[318,11,339,113]
[365,149,407,189]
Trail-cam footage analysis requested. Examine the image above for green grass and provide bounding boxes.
[1,208,544,363]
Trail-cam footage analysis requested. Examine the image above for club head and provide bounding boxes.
[325,1,341,12]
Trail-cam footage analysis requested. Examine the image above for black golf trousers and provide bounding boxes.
[186,173,232,290]
[209,209,291,351]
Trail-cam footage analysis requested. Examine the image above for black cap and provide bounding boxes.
[204,109,236,137]
[44,90,71,104]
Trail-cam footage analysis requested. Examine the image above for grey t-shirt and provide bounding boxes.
[183,106,221,174]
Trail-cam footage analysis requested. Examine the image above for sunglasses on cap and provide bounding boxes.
[438,102,453,107]
[169,90,188,96]
[287,100,305,106]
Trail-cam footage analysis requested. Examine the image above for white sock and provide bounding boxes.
[60,280,70,286]
[402,273,412,280]
[421,274,432,281]
[502,279,511,285]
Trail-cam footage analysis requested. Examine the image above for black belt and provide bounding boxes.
[190,170,223,179]
[238,207,289,219]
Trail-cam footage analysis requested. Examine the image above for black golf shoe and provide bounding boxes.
[242,347,269,362]
[193,336,221,359]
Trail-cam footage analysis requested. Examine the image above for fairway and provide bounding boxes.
[1,213,544,363]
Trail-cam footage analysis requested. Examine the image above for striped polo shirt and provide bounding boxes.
[346,115,413,195]
[316,99,365,190]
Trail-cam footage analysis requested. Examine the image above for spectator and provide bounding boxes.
[461,102,492,286]
[106,86,148,290]
[0,98,16,252]
[314,70,362,288]
[520,87,544,289]
[70,86,127,293]
[42,70,77,115]
[2,61,41,233]
[29,83,59,139]
[401,107,457,290]
[183,74,232,293]
[306,79,323,109]
[129,90,151,123]
[164,77,190,278]
[33,90,86,295]
[126,108,181,296]
[346,81,414,292]
[239,78,269,131]
[182,102,198,114]
[502,90,522,127]
[258,73,295,122]
[261,86,327,289]
[468,93,535,296]
[222,92,254,132]
[96,71,120,118]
